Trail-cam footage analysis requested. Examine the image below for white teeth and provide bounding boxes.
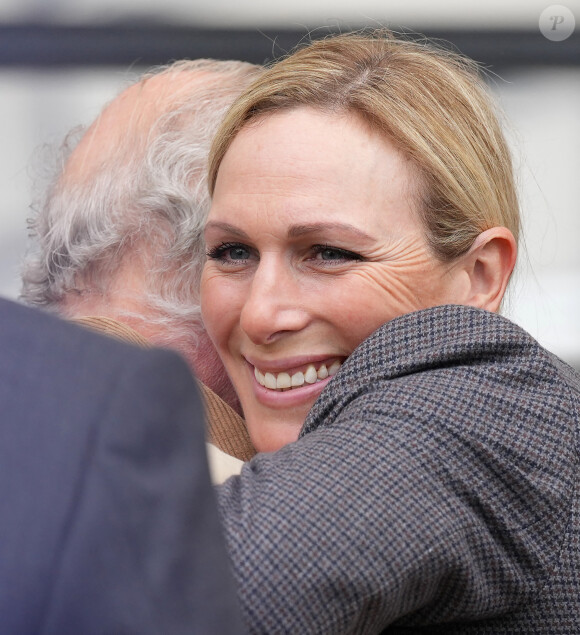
[328,360,341,376]
[254,361,342,391]
[264,372,277,389]
[304,365,318,384]
[276,372,291,389]
[291,371,305,387]
[254,367,265,385]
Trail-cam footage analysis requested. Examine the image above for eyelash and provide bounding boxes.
[206,242,252,262]
[310,244,362,262]
[206,242,362,264]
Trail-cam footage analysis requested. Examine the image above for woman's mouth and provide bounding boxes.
[253,360,342,392]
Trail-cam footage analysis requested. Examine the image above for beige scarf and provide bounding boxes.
[71,316,256,462]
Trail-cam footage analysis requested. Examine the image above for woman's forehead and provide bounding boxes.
[210,107,424,240]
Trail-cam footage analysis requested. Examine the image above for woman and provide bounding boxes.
[201,32,580,632]
[202,31,518,453]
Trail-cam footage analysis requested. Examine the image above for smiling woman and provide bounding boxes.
[205,31,580,632]
[202,31,518,452]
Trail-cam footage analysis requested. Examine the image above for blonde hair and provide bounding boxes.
[209,31,519,261]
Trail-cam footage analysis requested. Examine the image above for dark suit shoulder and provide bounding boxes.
[0,298,243,634]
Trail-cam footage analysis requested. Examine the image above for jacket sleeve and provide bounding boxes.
[217,370,576,633]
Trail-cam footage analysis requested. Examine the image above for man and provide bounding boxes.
[0,296,243,633]
[21,60,260,462]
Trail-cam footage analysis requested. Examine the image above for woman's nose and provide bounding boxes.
[239,260,310,345]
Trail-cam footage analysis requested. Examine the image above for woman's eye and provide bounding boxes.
[312,245,361,262]
[207,242,252,262]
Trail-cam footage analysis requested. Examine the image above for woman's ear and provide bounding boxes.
[460,227,517,313]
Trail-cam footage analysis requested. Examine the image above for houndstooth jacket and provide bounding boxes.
[218,305,580,633]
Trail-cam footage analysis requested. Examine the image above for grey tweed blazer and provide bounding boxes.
[218,305,580,633]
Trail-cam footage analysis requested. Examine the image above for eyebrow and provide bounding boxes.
[204,221,250,238]
[288,223,373,241]
[205,220,374,242]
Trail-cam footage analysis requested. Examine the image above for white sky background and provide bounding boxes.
[0,0,571,29]
[0,1,578,367]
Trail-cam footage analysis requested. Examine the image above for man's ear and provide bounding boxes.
[459,227,517,313]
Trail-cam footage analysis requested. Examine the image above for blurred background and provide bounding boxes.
[0,0,578,369]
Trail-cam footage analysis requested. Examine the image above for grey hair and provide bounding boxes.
[21,59,261,351]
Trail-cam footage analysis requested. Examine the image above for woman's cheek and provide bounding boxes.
[201,272,231,341]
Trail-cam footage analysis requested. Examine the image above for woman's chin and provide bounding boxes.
[246,412,308,454]
[239,371,333,452]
